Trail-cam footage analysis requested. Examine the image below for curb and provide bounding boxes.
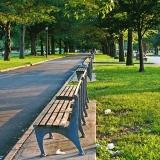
[0,58,57,73]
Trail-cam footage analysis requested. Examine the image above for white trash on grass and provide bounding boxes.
[107,143,114,150]
[105,109,111,114]
[107,143,121,156]
[56,149,65,154]
[110,150,121,156]
[95,143,100,148]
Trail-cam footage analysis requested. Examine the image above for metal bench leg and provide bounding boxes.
[81,113,86,125]
[85,101,89,109]
[66,97,85,155]
[78,117,86,138]
[83,103,88,117]
[35,128,46,157]
[70,135,85,155]
[82,87,88,117]
[84,76,89,105]
[66,127,85,155]
[49,132,53,139]
[79,88,87,124]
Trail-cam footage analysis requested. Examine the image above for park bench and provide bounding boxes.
[56,66,89,125]
[82,57,93,81]
[33,69,90,157]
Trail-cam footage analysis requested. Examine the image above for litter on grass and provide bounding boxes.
[110,150,121,156]
[107,143,114,150]
[95,143,100,148]
[105,109,111,114]
[56,149,65,154]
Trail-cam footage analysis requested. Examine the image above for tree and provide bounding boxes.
[118,0,160,72]
[126,28,133,65]
[0,0,25,60]
[0,0,58,60]
[118,33,125,62]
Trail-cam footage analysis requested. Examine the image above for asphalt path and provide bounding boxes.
[146,55,160,65]
[0,54,90,157]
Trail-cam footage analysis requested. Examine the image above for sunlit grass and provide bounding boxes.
[88,54,160,159]
[0,54,66,70]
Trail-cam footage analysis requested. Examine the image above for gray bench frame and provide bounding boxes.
[33,72,88,157]
[56,67,89,125]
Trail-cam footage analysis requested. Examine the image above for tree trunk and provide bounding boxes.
[108,43,112,56]
[40,35,44,56]
[142,42,147,55]
[64,40,68,53]
[110,41,116,57]
[155,46,158,55]
[19,24,25,59]
[30,33,37,56]
[4,21,11,61]
[138,31,144,72]
[107,42,110,55]
[102,44,106,54]
[59,38,62,54]
[119,33,125,62]
[126,28,134,65]
[51,36,55,54]
[101,38,108,55]
[48,38,50,55]
[69,43,75,53]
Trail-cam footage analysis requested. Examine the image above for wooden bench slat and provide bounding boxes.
[46,112,57,126]
[60,86,70,96]
[64,85,74,97]
[59,101,69,112]
[46,100,71,126]
[52,112,64,126]
[59,112,70,126]
[39,100,63,126]
[56,86,77,100]
[69,86,77,97]
[49,101,72,126]
[33,102,54,126]
[54,101,64,112]
[39,113,52,126]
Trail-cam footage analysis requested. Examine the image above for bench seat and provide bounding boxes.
[56,85,77,100]
[34,99,85,157]
[34,100,72,127]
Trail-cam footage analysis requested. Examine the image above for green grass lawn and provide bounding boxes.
[88,54,160,159]
[0,54,66,70]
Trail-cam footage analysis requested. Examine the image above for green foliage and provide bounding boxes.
[88,54,160,159]
[154,34,160,46]
[0,0,58,25]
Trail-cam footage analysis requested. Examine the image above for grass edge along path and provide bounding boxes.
[0,54,67,71]
[88,54,160,160]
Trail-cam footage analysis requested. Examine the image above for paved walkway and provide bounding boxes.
[146,55,160,65]
[6,101,96,160]
[0,54,96,159]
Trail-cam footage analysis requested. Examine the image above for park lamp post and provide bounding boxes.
[45,26,48,58]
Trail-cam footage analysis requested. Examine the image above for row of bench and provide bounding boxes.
[33,56,93,157]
